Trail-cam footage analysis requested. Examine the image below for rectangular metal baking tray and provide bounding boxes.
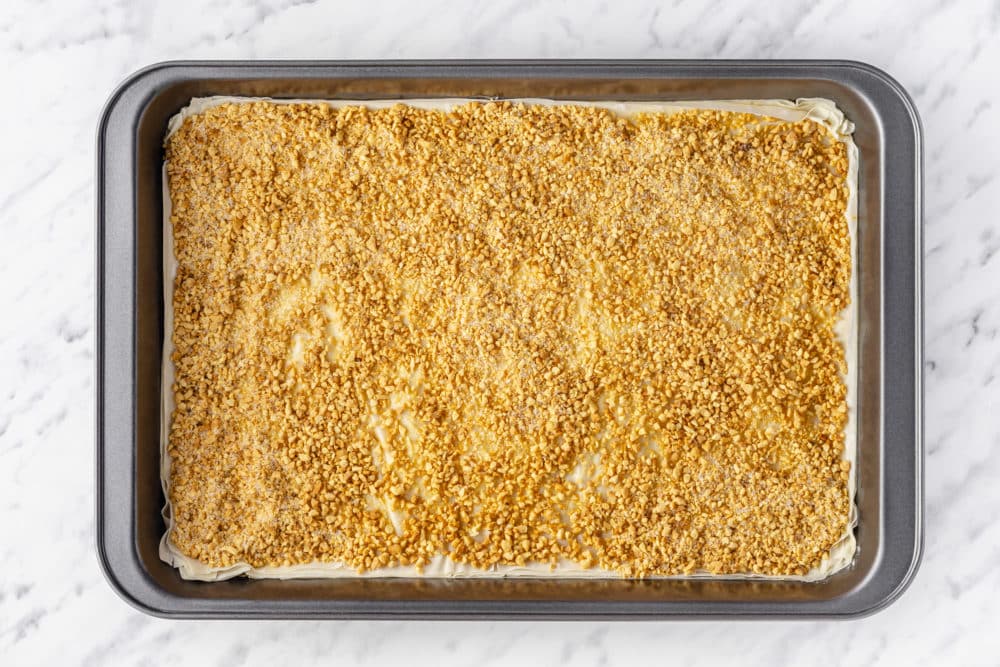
[96,60,922,619]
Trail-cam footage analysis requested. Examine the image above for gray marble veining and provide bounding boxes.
[2,0,998,664]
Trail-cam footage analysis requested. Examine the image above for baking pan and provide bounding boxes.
[96,60,922,619]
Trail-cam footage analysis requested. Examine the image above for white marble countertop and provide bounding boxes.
[2,0,998,664]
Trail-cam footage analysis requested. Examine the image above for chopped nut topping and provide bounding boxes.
[165,100,852,577]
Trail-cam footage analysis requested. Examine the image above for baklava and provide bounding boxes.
[160,97,857,581]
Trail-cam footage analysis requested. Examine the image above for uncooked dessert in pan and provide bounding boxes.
[160,96,858,581]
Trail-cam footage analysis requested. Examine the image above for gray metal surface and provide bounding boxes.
[96,60,922,619]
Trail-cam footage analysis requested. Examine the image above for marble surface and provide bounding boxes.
[1,0,997,664]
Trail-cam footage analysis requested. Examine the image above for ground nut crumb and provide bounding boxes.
[164,100,852,577]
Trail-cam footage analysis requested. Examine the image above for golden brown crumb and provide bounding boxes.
[164,100,852,577]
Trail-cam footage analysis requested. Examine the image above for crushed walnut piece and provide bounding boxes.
[164,100,852,577]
